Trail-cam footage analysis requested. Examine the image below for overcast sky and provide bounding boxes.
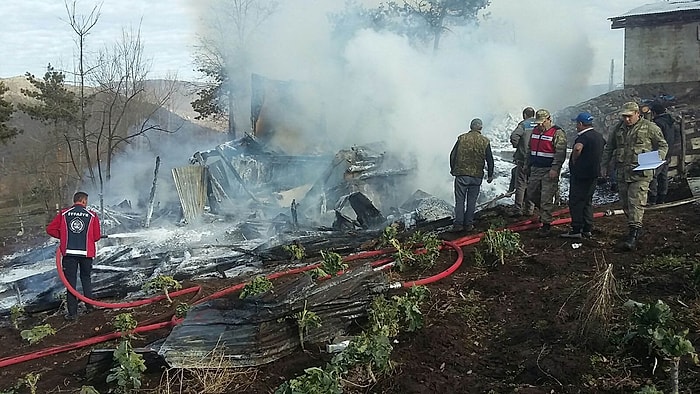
[0,0,649,84]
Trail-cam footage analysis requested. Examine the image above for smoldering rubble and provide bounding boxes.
[0,134,462,368]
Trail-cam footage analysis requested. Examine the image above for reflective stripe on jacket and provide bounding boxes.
[529,126,561,167]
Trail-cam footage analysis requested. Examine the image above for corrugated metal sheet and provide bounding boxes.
[615,0,700,18]
[172,165,207,224]
[610,1,700,29]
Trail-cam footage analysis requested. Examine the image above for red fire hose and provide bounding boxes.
[55,249,202,309]
[0,320,172,368]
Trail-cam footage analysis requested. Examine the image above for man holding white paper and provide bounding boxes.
[601,102,668,251]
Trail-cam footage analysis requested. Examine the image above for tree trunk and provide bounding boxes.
[433,30,442,53]
[228,89,236,139]
[432,13,446,53]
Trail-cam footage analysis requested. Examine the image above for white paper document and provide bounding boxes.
[633,151,665,171]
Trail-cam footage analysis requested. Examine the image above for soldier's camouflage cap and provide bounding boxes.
[534,109,550,124]
[620,102,640,116]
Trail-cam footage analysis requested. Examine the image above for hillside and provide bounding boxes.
[2,196,700,393]
[0,76,224,131]
[0,76,227,233]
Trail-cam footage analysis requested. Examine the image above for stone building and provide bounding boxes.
[609,1,700,86]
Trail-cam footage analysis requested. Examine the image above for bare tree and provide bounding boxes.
[64,1,179,213]
[65,0,102,184]
[191,0,279,138]
[90,24,179,212]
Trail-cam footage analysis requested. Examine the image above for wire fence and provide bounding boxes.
[0,207,53,237]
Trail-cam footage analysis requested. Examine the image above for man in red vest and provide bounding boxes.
[525,109,567,236]
[47,191,102,320]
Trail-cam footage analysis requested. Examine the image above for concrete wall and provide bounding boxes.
[624,23,700,86]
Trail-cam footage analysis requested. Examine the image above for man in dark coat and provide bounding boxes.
[647,102,676,205]
[561,112,605,239]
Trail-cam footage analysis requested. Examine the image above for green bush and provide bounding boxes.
[141,275,182,303]
[106,341,146,393]
[274,367,341,394]
[239,276,273,299]
[20,324,55,345]
[483,228,522,265]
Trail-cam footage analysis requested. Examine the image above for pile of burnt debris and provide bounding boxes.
[0,134,453,321]
[1,135,461,378]
[176,134,449,232]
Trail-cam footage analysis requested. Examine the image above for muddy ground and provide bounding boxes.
[2,184,700,394]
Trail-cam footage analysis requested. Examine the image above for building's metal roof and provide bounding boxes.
[611,0,700,19]
[609,0,700,28]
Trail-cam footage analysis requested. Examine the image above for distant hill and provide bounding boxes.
[1,76,225,132]
[0,76,229,205]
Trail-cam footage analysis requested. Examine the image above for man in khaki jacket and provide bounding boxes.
[601,102,668,251]
[449,118,495,232]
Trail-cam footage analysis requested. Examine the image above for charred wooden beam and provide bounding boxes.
[215,146,260,203]
[348,192,385,229]
[145,156,160,228]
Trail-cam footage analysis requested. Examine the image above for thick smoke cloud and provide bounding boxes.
[233,0,602,200]
[103,0,646,207]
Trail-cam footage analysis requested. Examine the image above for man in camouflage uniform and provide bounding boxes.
[509,106,537,217]
[449,118,495,232]
[525,109,567,236]
[601,102,669,251]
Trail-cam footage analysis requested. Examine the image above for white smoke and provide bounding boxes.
[101,0,647,208]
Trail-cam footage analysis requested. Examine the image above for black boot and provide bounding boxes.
[621,227,640,251]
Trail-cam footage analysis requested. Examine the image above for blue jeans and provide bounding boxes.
[454,176,482,227]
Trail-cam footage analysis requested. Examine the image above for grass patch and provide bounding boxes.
[637,254,691,273]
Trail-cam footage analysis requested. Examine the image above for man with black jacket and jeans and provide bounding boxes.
[647,102,676,205]
[561,112,605,239]
[47,191,102,320]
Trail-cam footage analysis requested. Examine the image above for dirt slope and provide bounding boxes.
[2,190,700,393]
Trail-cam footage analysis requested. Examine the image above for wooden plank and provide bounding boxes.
[684,154,700,163]
[668,155,678,167]
[689,177,700,198]
[680,117,687,175]
[172,165,207,224]
[690,137,700,151]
